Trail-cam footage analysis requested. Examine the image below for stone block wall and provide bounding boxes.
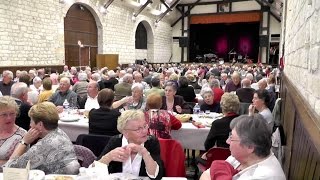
[0,0,173,67]
[282,0,320,118]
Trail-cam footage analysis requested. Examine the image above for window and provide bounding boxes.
[135,23,147,49]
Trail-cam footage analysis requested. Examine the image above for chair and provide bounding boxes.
[74,145,96,168]
[238,102,251,115]
[75,134,112,157]
[158,138,186,177]
[197,147,231,173]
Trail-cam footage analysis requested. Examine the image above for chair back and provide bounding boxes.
[74,145,96,168]
[205,147,231,169]
[158,138,186,177]
[75,134,112,157]
[238,102,251,115]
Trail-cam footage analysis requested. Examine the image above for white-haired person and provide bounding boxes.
[72,72,89,98]
[200,114,285,180]
[113,83,146,110]
[200,87,221,113]
[97,110,164,179]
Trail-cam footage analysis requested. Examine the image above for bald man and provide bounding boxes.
[236,78,255,103]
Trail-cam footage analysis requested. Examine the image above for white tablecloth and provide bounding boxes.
[58,116,211,151]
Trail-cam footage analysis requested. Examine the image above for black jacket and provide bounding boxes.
[204,114,239,150]
[88,107,121,136]
[98,135,164,180]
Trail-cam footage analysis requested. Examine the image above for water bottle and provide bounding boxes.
[63,99,70,112]
[193,103,200,114]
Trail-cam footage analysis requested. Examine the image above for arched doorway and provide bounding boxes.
[135,21,154,63]
[64,3,98,68]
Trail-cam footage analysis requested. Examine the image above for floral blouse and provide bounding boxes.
[4,128,80,174]
[0,127,26,172]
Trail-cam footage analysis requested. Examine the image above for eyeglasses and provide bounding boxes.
[0,112,16,118]
[228,132,241,142]
[125,124,149,133]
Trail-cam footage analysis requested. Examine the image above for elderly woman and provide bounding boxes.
[200,114,285,180]
[145,93,182,139]
[72,72,88,98]
[113,83,146,110]
[0,96,27,171]
[97,110,164,179]
[176,76,196,102]
[161,81,192,114]
[89,89,121,136]
[204,93,239,150]
[200,87,221,113]
[4,102,80,174]
[248,89,274,132]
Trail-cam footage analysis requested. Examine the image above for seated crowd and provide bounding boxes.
[0,62,283,179]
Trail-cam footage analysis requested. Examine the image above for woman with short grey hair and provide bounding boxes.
[199,87,221,113]
[200,114,285,180]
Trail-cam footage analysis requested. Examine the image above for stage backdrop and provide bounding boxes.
[190,22,260,63]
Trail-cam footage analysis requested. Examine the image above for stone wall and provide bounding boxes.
[282,0,320,118]
[0,0,173,67]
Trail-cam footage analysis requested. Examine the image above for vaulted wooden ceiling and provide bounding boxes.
[116,0,283,24]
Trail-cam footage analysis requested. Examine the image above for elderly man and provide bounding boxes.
[236,78,255,103]
[145,76,165,97]
[114,73,133,101]
[225,71,241,93]
[0,70,14,96]
[49,77,77,112]
[134,72,150,92]
[78,81,100,111]
[11,82,32,131]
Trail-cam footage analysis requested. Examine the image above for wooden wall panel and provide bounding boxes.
[281,74,320,180]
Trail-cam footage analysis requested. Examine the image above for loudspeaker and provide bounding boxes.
[259,35,268,47]
[179,37,188,47]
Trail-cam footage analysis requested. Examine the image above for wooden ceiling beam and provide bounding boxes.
[171,0,201,27]
[133,0,153,17]
[103,0,114,9]
[156,0,181,23]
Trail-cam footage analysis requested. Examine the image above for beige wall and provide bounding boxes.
[282,0,320,118]
[0,0,173,66]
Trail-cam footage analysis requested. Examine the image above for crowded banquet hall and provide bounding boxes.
[0,0,319,179]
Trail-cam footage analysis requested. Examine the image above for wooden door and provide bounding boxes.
[80,47,89,67]
[64,4,98,68]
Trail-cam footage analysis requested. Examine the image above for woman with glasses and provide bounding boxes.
[0,96,27,172]
[97,110,164,180]
[4,102,80,174]
[161,81,192,114]
[200,114,285,180]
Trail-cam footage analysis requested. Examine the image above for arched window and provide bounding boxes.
[135,23,147,49]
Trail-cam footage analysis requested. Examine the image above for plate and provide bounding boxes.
[29,170,45,180]
[106,173,149,180]
[45,175,76,180]
[60,115,80,122]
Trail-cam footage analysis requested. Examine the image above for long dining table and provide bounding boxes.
[58,113,218,151]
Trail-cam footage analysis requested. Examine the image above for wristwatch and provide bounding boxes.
[20,140,28,146]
